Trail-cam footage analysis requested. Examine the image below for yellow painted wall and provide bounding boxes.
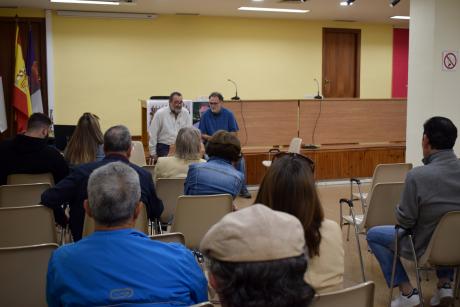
[3,11,392,135]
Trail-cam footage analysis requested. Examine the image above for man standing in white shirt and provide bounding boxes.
[148,92,192,161]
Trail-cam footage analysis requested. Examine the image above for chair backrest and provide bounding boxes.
[142,165,156,180]
[423,211,460,266]
[171,194,233,250]
[0,243,58,307]
[156,177,186,224]
[150,232,185,245]
[288,137,303,153]
[371,163,412,190]
[364,182,405,229]
[312,281,374,307]
[130,141,147,166]
[189,302,213,307]
[0,183,51,207]
[0,205,57,247]
[82,202,149,238]
[7,173,55,186]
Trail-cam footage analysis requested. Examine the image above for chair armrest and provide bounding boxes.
[339,198,354,208]
[350,178,361,185]
[395,225,413,238]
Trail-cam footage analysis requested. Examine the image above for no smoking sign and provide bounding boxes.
[442,51,458,71]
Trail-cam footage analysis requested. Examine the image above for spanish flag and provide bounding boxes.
[12,25,32,133]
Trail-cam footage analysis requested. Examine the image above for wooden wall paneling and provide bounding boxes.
[223,100,299,147]
[299,99,407,145]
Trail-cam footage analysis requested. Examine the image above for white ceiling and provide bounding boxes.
[1,0,410,24]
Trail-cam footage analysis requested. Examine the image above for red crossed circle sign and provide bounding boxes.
[443,52,457,70]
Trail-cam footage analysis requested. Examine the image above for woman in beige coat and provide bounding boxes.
[254,153,344,293]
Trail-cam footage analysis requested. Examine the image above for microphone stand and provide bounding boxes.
[227,79,240,100]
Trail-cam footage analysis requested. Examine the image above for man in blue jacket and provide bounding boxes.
[41,125,163,241]
[47,161,208,306]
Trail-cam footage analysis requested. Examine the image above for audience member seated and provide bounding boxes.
[184,130,243,198]
[367,116,460,307]
[64,112,104,167]
[0,113,69,185]
[41,125,163,241]
[154,126,205,182]
[200,204,315,307]
[255,153,344,293]
[46,162,208,307]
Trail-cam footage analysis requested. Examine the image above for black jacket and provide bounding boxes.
[41,154,164,241]
[0,134,69,185]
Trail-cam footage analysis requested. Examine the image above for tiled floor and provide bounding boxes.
[234,182,459,307]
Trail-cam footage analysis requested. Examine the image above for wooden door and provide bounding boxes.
[322,28,361,98]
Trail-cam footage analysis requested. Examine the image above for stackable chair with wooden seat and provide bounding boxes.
[7,172,55,186]
[312,281,375,307]
[155,177,186,233]
[82,202,149,238]
[349,163,412,214]
[339,182,405,282]
[389,211,460,307]
[130,141,147,166]
[170,194,233,250]
[0,205,58,247]
[0,243,59,307]
[262,137,302,168]
[0,183,51,207]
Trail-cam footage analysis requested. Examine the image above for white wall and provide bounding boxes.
[407,0,460,165]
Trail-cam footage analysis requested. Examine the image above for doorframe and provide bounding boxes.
[322,28,361,98]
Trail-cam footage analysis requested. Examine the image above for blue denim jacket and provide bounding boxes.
[185,157,243,199]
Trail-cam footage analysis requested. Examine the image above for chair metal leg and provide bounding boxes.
[454,267,459,300]
[356,184,366,214]
[389,227,400,307]
[346,223,351,241]
[408,234,424,307]
[350,206,366,282]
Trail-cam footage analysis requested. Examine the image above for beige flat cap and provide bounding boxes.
[200,204,306,262]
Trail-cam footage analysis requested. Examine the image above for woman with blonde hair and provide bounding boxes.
[254,153,344,293]
[154,127,205,181]
[64,113,104,167]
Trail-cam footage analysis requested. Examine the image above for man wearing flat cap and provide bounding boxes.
[200,204,315,307]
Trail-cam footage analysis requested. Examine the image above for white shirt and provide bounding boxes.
[148,106,192,155]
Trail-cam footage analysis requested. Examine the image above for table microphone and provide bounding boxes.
[227,79,240,100]
[314,78,323,99]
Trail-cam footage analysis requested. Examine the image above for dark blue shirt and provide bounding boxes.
[47,229,208,307]
[198,107,239,137]
[41,154,163,241]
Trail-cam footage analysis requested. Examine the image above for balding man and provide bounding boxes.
[42,125,163,241]
[46,162,207,306]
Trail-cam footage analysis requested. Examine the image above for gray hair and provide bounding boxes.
[87,162,141,226]
[104,125,132,152]
[175,127,202,160]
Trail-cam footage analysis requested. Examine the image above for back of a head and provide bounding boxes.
[65,113,104,165]
[255,155,324,258]
[206,130,241,162]
[200,205,315,307]
[423,116,457,150]
[87,161,141,226]
[104,125,131,153]
[175,127,202,160]
[27,113,51,131]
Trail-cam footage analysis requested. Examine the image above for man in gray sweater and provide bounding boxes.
[367,116,460,307]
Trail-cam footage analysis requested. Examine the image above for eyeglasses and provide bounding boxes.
[272,152,315,172]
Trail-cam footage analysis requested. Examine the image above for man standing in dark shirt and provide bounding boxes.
[41,125,163,241]
[0,113,69,185]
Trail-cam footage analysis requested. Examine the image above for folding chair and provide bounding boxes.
[390,211,460,307]
[0,243,58,307]
[129,140,147,166]
[339,182,405,282]
[171,194,233,250]
[82,202,149,238]
[7,173,55,186]
[0,205,58,247]
[350,163,412,214]
[262,137,302,168]
[155,177,186,233]
[0,183,51,207]
[150,232,185,245]
[312,281,375,307]
[142,165,156,181]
